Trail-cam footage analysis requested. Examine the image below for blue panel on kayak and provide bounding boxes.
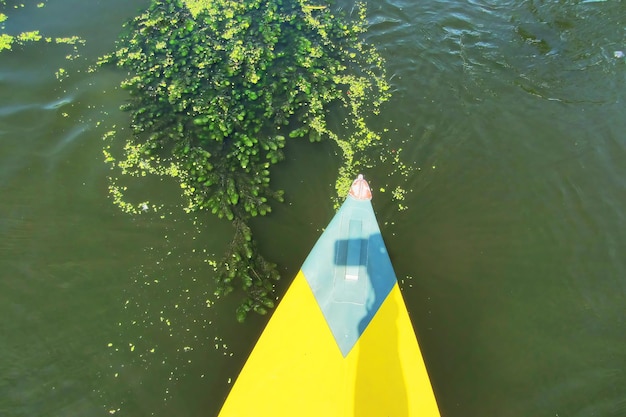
[345,219,363,280]
[301,197,397,357]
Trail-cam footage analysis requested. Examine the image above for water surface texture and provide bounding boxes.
[1,0,625,416]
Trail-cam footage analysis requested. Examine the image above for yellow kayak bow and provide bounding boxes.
[218,175,441,417]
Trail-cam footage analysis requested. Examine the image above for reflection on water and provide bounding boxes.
[1,0,625,416]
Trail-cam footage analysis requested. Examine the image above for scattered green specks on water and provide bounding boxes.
[54,68,66,79]
[392,186,408,211]
[0,2,84,54]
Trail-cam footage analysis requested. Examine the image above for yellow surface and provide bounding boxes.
[218,271,440,416]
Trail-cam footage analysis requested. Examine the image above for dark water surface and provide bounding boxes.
[1,0,625,416]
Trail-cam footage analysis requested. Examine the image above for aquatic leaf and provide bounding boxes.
[253,306,267,315]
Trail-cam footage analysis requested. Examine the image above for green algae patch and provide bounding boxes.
[0,33,12,51]
[102,0,389,320]
[0,1,84,53]
[17,30,42,42]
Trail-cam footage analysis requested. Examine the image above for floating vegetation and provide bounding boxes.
[100,0,389,320]
[0,1,85,54]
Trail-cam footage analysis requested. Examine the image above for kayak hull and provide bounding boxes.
[218,180,441,416]
[218,272,440,416]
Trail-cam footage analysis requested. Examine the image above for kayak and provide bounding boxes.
[218,175,441,416]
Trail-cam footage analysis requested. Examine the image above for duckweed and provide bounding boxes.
[0,1,85,53]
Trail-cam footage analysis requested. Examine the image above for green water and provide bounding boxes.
[1,0,625,416]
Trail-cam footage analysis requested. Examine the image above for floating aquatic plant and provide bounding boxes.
[0,1,85,53]
[101,0,389,320]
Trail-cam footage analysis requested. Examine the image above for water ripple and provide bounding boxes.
[43,97,74,110]
[371,0,626,104]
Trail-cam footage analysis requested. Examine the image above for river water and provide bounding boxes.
[1,0,625,416]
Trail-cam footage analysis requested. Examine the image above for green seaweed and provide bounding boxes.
[101,0,389,320]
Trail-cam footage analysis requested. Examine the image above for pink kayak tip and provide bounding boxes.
[349,174,372,201]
